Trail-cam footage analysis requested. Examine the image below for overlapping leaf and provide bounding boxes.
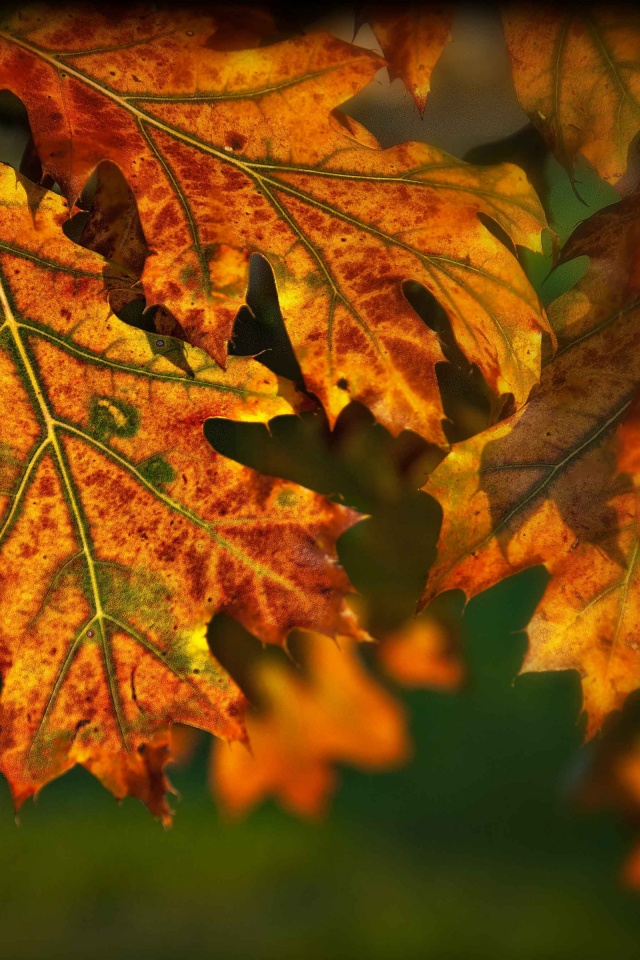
[212,632,409,818]
[422,193,640,733]
[364,5,453,115]
[0,6,550,445]
[0,164,365,810]
[503,7,640,190]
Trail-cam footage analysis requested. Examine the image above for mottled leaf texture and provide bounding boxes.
[422,193,640,734]
[0,6,550,445]
[213,633,409,818]
[0,165,364,812]
[365,5,453,115]
[503,7,640,190]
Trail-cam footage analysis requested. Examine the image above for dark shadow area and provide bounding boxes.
[207,401,441,634]
[230,253,303,384]
[208,613,294,707]
[403,280,493,444]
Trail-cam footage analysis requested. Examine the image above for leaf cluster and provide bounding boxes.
[1,2,640,878]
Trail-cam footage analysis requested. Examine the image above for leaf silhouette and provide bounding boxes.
[503,7,640,190]
[0,6,550,445]
[422,191,640,733]
[0,165,365,810]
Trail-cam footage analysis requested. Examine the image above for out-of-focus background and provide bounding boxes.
[2,6,640,958]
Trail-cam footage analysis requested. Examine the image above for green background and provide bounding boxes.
[1,6,640,958]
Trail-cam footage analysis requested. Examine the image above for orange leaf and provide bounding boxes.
[378,613,463,689]
[365,5,453,114]
[81,729,176,825]
[503,8,640,190]
[212,633,410,819]
[0,165,365,812]
[0,7,550,444]
[619,391,640,479]
[422,191,640,734]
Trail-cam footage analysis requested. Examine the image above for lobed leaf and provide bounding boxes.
[0,6,550,445]
[422,192,640,733]
[503,7,640,190]
[364,4,453,115]
[0,165,364,810]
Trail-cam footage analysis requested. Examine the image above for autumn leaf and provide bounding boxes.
[619,390,640,480]
[0,164,365,811]
[503,7,640,190]
[212,633,409,819]
[377,610,463,689]
[82,729,176,825]
[0,6,550,445]
[364,5,453,115]
[422,191,640,734]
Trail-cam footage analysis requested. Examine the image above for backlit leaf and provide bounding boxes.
[503,7,640,190]
[0,6,550,444]
[212,633,409,818]
[422,192,640,733]
[0,164,364,809]
[365,5,453,115]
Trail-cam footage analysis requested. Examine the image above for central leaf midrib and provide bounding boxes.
[0,270,300,755]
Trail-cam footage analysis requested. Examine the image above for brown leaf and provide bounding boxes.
[81,730,175,825]
[365,5,453,114]
[422,191,640,734]
[619,390,640,480]
[503,7,640,190]
[0,6,550,444]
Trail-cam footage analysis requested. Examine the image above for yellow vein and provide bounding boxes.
[0,275,118,747]
[57,420,301,593]
[0,437,49,543]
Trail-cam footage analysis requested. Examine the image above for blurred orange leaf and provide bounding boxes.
[378,613,463,690]
[213,633,410,819]
[503,8,640,190]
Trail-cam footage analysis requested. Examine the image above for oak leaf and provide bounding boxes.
[503,7,640,190]
[212,633,409,818]
[0,6,550,445]
[422,192,640,734]
[0,164,364,811]
[364,5,453,115]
